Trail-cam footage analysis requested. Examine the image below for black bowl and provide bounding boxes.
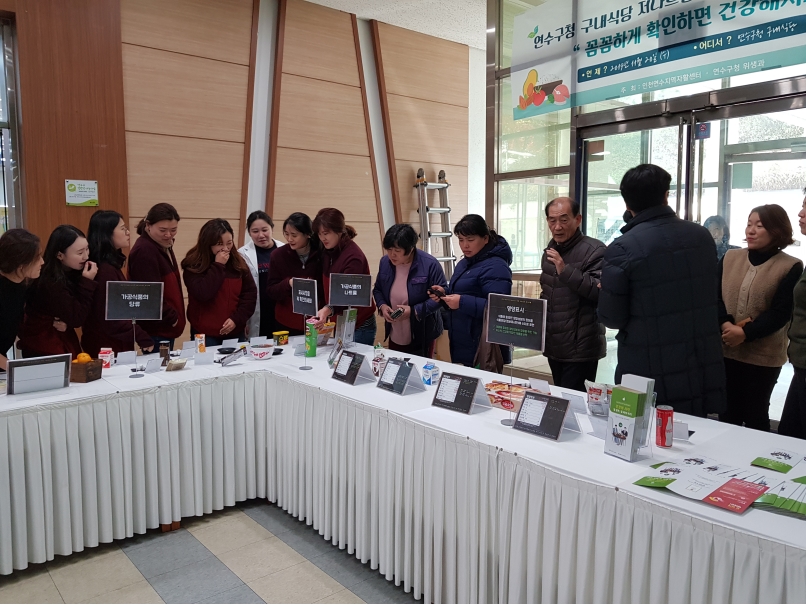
[218,347,236,354]
[273,348,283,355]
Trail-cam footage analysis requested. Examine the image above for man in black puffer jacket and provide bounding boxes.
[540,197,606,391]
[599,164,726,417]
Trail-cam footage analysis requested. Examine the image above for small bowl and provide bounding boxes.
[218,347,236,355]
[250,343,274,360]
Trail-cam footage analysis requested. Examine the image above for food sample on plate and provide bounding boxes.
[485,381,528,413]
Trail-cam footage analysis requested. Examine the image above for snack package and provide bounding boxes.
[585,379,614,416]
[485,380,528,413]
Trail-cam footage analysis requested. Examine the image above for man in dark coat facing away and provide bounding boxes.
[598,164,726,417]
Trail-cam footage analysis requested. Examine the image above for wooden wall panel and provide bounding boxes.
[277,74,369,157]
[272,148,375,222]
[386,95,468,166]
[121,0,252,65]
[17,0,129,238]
[126,132,244,220]
[351,221,383,277]
[122,44,249,142]
[394,162,468,224]
[375,22,468,106]
[282,0,359,86]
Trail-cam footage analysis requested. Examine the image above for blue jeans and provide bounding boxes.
[353,315,377,346]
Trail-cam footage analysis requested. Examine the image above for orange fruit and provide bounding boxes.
[77,353,92,363]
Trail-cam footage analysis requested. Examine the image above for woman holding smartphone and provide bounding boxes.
[18,225,98,359]
[312,208,377,345]
[82,210,154,357]
[265,212,323,336]
[182,219,257,347]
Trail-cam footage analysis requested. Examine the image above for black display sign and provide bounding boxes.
[513,391,570,441]
[106,281,164,321]
[328,273,373,307]
[376,358,424,396]
[292,278,319,317]
[331,350,374,385]
[431,373,487,414]
[485,293,546,351]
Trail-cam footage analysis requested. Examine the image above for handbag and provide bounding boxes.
[473,307,504,373]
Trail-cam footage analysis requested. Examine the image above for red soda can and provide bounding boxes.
[656,406,674,448]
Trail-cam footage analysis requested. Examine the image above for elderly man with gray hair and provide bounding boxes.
[539,197,607,391]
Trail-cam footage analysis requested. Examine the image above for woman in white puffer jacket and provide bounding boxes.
[238,211,283,338]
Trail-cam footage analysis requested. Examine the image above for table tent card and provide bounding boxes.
[432,373,489,414]
[513,391,571,441]
[6,354,71,395]
[376,358,426,396]
[144,358,163,374]
[331,350,374,385]
[115,351,136,367]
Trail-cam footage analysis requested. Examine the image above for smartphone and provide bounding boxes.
[390,308,404,320]
[427,288,446,299]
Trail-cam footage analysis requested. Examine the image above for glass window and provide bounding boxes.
[498,175,569,271]
[499,76,571,173]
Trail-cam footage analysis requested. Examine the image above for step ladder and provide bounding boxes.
[415,168,456,280]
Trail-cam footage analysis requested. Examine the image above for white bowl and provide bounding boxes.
[250,343,274,360]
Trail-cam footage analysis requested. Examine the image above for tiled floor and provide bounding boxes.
[0,501,422,604]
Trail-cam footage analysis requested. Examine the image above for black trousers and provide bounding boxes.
[547,358,599,393]
[779,366,806,440]
[720,357,781,432]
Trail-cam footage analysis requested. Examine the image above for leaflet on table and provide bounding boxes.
[751,448,805,474]
[753,480,806,518]
[634,462,769,514]
[604,385,647,462]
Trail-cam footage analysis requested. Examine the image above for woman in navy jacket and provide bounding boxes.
[373,224,446,357]
[429,214,513,367]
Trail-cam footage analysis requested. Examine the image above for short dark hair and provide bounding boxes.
[751,204,795,250]
[0,228,40,274]
[619,164,672,213]
[453,214,499,243]
[246,210,274,230]
[545,197,580,217]
[382,224,419,254]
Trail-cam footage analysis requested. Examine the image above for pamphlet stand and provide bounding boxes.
[501,343,516,426]
[344,306,354,348]
[300,314,313,371]
[130,320,144,379]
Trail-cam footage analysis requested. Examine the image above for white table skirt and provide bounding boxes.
[1,360,805,603]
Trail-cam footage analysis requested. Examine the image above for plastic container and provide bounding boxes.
[272,331,289,346]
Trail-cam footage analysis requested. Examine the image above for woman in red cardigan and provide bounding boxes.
[82,210,155,357]
[265,212,323,336]
[128,203,186,349]
[182,219,257,347]
[312,208,376,345]
[18,225,98,359]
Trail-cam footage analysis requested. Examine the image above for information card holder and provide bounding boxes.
[292,278,319,371]
[106,281,164,379]
[376,358,426,396]
[513,391,571,441]
[484,293,547,426]
[431,372,489,414]
[6,354,71,395]
[329,274,372,349]
[331,350,375,386]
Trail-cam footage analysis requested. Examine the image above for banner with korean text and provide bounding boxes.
[511,0,806,119]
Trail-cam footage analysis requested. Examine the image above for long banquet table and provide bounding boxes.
[1,338,805,603]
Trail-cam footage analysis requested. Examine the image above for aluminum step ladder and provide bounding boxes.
[415,168,457,280]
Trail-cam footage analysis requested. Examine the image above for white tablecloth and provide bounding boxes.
[1,341,805,603]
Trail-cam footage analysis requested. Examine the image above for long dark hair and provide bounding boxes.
[88,210,126,269]
[453,214,499,244]
[283,212,320,250]
[137,203,180,235]
[0,228,40,275]
[40,225,86,289]
[182,218,248,275]
[312,208,357,242]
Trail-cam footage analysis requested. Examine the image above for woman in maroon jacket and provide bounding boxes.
[182,219,257,347]
[266,212,323,336]
[18,225,98,359]
[312,208,377,345]
[82,210,155,357]
[128,203,186,349]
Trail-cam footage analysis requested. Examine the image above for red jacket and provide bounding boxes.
[322,239,376,327]
[81,262,154,357]
[183,262,257,336]
[265,245,324,331]
[128,233,186,338]
[18,274,97,358]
